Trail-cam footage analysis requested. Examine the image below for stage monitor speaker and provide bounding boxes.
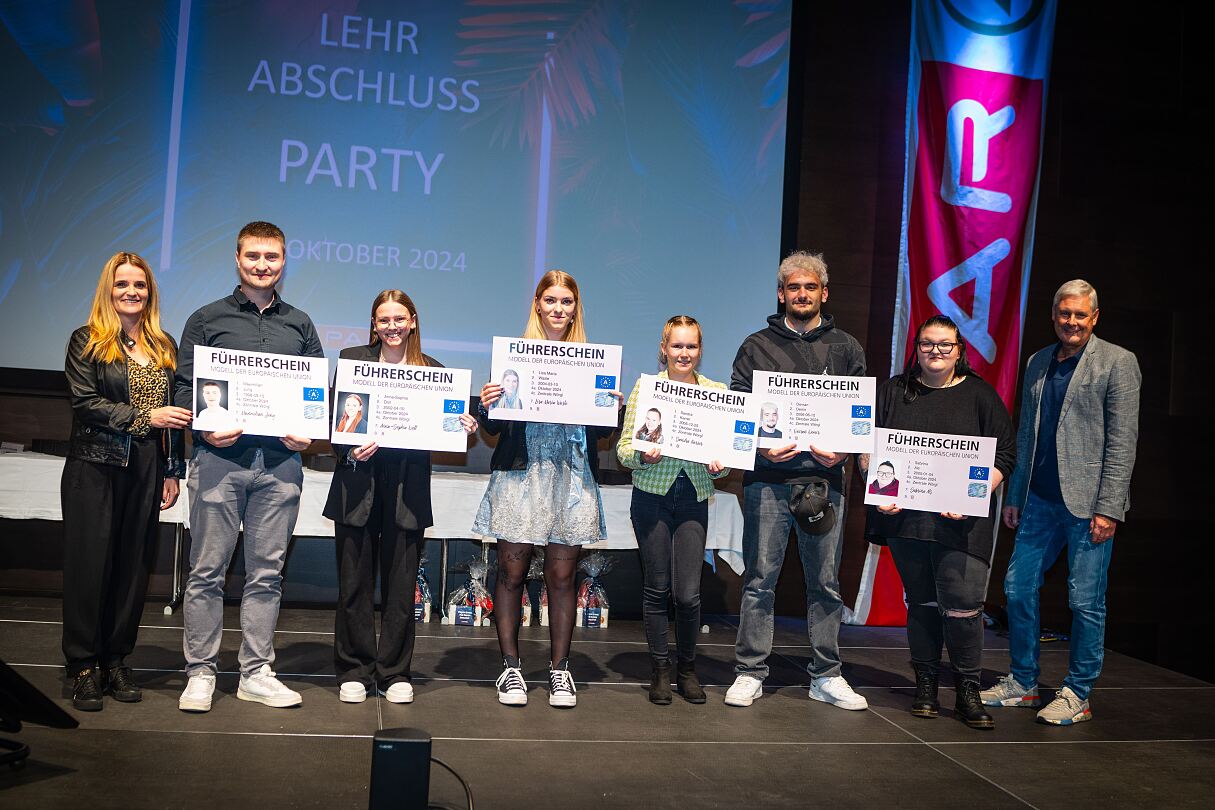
[369,726,431,810]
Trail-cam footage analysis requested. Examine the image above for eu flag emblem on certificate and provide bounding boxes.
[852,405,872,419]
[595,375,616,390]
[443,399,465,414]
[734,420,755,435]
[303,387,324,401]
[969,466,989,481]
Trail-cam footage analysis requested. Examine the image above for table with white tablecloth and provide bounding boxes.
[1,451,745,608]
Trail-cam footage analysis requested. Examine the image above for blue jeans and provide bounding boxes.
[734,481,845,680]
[1004,491,1114,700]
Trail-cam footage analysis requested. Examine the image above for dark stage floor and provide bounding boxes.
[1,595,1212,809]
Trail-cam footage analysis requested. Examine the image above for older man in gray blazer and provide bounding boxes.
[982,280,1141,726]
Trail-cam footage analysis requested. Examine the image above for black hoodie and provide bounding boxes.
[730,313,867,487]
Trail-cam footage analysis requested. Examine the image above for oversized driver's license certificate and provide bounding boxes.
[331,359,472,452]
[863,428,998,518]
[191,346,329,439]
[752,371,876,454]
[631,374,761,471]
[488,336,622,427]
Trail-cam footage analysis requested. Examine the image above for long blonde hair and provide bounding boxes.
[83,252,176,368]
[368,289,428,366]
[524,270,586,342]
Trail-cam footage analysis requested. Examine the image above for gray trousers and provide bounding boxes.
[184,447,302,676]
[734,480,846,681]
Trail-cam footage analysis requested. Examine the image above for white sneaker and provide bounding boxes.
[724,674,764,707]
[496,663,528,706]
[339,681,368,704]
[237,664,302,708]
[809,675,868,710]
[548,666,577,708]
[178,671,216,712]
[383,682,415,704]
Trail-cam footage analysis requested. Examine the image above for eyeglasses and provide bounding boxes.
[916,341,957,354]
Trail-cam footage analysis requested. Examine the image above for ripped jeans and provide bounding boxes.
[887,537,990,680]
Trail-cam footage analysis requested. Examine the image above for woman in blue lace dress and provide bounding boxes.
[474,270,620,709]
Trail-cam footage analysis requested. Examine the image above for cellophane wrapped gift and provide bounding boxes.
[414,555,433,622]
[576,552,614,628]
[445,557,494,626]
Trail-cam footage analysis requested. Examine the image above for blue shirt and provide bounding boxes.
[174,287,324,468]
[1029,341,1086,502]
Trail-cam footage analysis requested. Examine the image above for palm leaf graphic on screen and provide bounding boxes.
[734,0,790,169]
[455,0,632,148]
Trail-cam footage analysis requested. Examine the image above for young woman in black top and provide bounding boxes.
[323,289,477,704]
[865,315,1015,729]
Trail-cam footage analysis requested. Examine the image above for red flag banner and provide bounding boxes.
[847,0,1057,627]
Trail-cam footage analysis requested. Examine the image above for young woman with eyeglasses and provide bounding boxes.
[864,315,1015,729]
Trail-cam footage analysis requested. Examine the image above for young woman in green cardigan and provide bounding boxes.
[617,315,728,705]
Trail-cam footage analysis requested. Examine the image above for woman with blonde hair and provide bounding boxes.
[323,290,476,704]
[474,270,620,709]
[617,315,727,704]
[62,251,191,710]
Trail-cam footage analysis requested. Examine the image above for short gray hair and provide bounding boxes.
[1052,279,1098,311]
[778,250,829,288]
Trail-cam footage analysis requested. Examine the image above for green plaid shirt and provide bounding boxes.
[616,369,730,501]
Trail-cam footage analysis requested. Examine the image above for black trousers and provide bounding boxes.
[333,463,421,687]
[60,437,163,675]
[630,474,708,665]
[887,537,989,680]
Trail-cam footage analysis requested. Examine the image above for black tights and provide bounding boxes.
[495,540,579,666]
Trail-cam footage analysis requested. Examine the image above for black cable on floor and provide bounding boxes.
[428,756,474,810]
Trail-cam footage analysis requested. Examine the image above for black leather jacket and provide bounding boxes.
[64,326,186,477]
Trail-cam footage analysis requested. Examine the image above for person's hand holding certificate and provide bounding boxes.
[631,374,761,470]
[487,336,622,427]
[863,427,998,518]
[331,359,473,452]
[192,346,329,439]
[752,371,876,454]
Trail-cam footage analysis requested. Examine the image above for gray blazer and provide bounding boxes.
[1007,335,1141,521]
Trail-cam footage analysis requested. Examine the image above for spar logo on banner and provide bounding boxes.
[906,61,1043,407]
[849,0,1056,628]
[894,0,1057,410]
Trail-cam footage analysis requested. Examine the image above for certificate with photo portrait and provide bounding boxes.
[488,336,622,427]
[863,427,998,517]
[752,371,876,454]
[332,359,472,452]
[632,374,762,471]
[191,346,329,439]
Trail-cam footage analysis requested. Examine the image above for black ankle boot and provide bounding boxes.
[955,678,994,729]
[72,668,103,712]
[648,661,673,705]
[910,664,939,718]
[106,665,143,703]
[676,660,706,704]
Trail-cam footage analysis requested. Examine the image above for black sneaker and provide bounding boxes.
[495,656,527,706]
[548,658,577,708]
[72,668,103,712]
[106,665,142,703]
